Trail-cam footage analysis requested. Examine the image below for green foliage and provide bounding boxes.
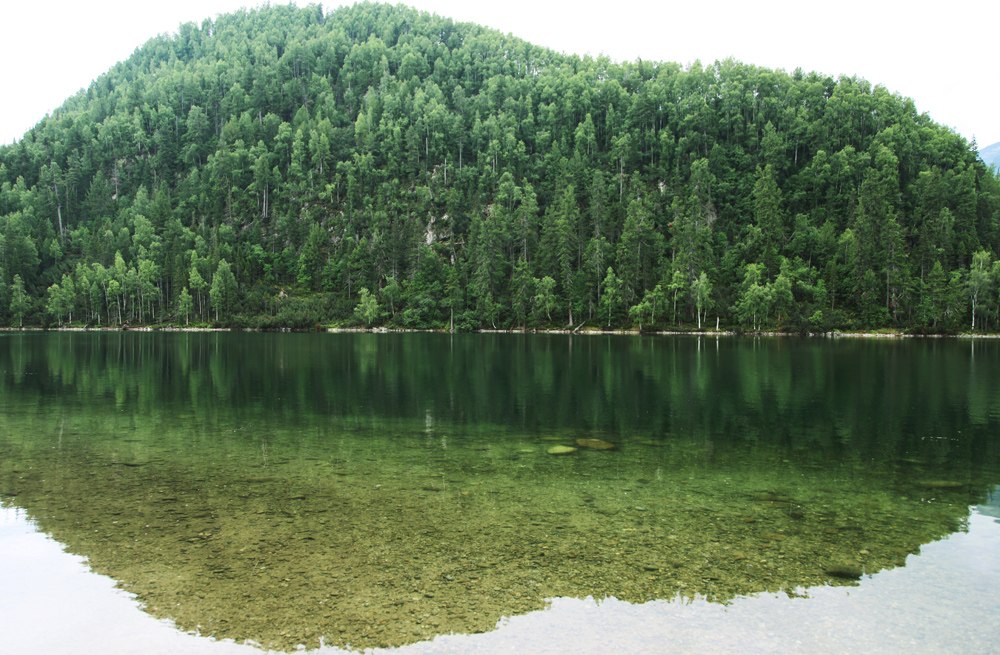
[628,299,651,330]
[177,287,193,325]
[734,264,774,331]
[752,165,785,276]
[10,275,30,327]
[209,259,237,322]
[0,3,997,332]
[45,279,75,326]
[969,250,993,331]
[691,272,713,330]
[630,282,666,330]
[298,223,328,291]
[599,268,623,327]
[380,276,401,319]
[354,287,382,326]
[511,259,535,328]
[533,276,557,324]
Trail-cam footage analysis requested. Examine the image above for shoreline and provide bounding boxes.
[3,325,1000,339]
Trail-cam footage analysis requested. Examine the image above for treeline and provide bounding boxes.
[1,2,999,332]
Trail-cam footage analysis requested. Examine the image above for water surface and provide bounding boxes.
[1,333,998,651]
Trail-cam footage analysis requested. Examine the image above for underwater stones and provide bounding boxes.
[575,438,616,450]
[749,491,792,503]
[824,564,864,580]
[917,480,965,490]
[546,445,577,455]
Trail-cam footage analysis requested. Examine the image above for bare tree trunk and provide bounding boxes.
[619,157,624,201]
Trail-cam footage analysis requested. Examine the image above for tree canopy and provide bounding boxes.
[1,2,998,332]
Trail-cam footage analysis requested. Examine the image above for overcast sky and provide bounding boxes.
[2,0,996,148]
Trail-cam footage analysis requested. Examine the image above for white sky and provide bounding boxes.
[1,0,997,148]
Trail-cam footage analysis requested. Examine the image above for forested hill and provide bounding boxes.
[2,3,999,332]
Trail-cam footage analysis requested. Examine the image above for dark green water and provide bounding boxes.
[1,332,998,650]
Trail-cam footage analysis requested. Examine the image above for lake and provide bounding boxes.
[1,332,998,653]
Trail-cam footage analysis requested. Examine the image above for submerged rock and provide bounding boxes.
[749,491,792,503]
[575,438,616,450]
[824,565,863,580]
[546,445,577,456]
[918,480,965,490]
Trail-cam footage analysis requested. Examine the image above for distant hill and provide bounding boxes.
[981,141,1000,170]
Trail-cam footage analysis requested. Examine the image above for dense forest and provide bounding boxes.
[1,2,999,332]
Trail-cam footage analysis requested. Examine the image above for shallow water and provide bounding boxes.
[1,332,998,651]
[5,500,999,654]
